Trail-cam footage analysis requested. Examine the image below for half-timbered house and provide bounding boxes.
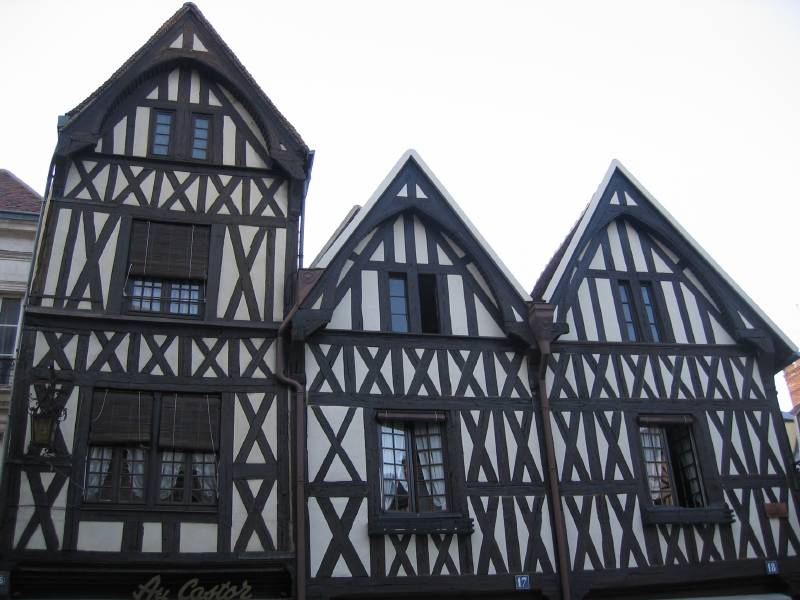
[0,4,311,598]
[531,161,800,599]
[3,4,800,600]
[292,150,559,599]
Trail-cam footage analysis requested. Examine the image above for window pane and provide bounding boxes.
[151,112,173,156]
[389,277,406,297]
[380,423,410,511]
[390,314,408,333]
[190,452,217,504]
[0,326,16,354]
[118,447,147,502]
[390,297,407,315]
[159,450,186,503]
[413,422,447,511]
[85,446,114,502]
[0,298,21,325]
[156,112,172,125]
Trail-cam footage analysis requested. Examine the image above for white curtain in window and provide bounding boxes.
[414,426,446,509]
[126,448,146,497]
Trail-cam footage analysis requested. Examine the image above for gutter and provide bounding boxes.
[529,302,571,600]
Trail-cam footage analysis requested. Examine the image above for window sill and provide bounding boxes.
[368,513,473,536]
[641,504,734,525]
[81,502,218,514]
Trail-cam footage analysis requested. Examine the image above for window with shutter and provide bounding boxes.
[84,389,219,507]
[125,221,209,317]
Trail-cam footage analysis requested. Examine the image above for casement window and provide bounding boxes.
[378,411,448,513]
[190,114,211,160]
[370,410,473,535]
[0,296,21,385]
[638,416,705,508]
[388,272,440,334]
[149,111,214,162]
[151,111,174,156]
[85,389,219,507]
[125,221,209,317]
[618,280,663,342]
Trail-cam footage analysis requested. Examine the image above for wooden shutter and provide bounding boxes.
[89,390,153,444]
[129,221,209,280]
[159,393,220,451]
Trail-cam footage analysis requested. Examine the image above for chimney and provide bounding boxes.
[784,359,800,408]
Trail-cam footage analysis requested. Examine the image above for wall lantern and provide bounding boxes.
[28,366,68,451]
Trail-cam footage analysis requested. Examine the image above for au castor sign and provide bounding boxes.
[133,575,254,600]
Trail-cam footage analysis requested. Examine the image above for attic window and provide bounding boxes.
[191,115,210,160]
[151,111,173,156]
[418,274,440,334]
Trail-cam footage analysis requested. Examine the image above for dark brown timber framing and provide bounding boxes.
[529,301,571,600]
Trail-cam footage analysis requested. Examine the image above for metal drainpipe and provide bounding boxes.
[276,301,305,600]
[530,303,572,600]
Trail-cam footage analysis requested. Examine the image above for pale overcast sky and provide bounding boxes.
[1,0,799,408]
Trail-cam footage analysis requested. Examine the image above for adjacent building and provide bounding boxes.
[0,170,41,457]
[1,4,798,600]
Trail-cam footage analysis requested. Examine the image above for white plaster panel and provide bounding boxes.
[577,279,598,340]
[606,221,627,271]
[223,115,236,165]
[361,270,380,331]
[474,297,503,337]
[661,281,687,343]
[273,228,286,321]
[190,69,200,103]
[132,106,150,157]
[308,497,332,577]
[77,521,123,552]
[413,215,428,264]
[112,116,127,155]
[393,215,406,263]
[65,213,86,298]
[447,274,468,335]
[216,228,238,318]
[142,522,162,552]
[595,278,621,341]
[681,283,707,344]
[180,523,217,553]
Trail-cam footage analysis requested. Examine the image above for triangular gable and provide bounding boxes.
[534,160,796,364]
[297,150,530,341]
[312,150,528,300]
[56,3,308,178]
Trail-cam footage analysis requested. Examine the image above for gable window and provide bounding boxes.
[389,274,409,333]
[191,114,211,160]
[639,416,704,508]
[378,412,448,513]
[0,296,21,384]
[151,111,174,156]
[418,273,440,334]
[125,221,209,317]
[388,273,440,334]
[85,389,219,507]
[617,280,663,342]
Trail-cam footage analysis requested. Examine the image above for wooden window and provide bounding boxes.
[191,115,211,160]
[618,280,663,342]
[378,413,448,513]
[151,111,174,156]
[126,221,209,317]
[388,273,441,334]
[639,418,705,508]
[389,274,409,333]
[0,297,21,384]
[84,390,219,507]
[418,273,440,334]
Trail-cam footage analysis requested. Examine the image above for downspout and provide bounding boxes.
[529,302,571,600]
[276,299,306,600]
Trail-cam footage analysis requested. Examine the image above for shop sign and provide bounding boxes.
[133,575,253,600]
